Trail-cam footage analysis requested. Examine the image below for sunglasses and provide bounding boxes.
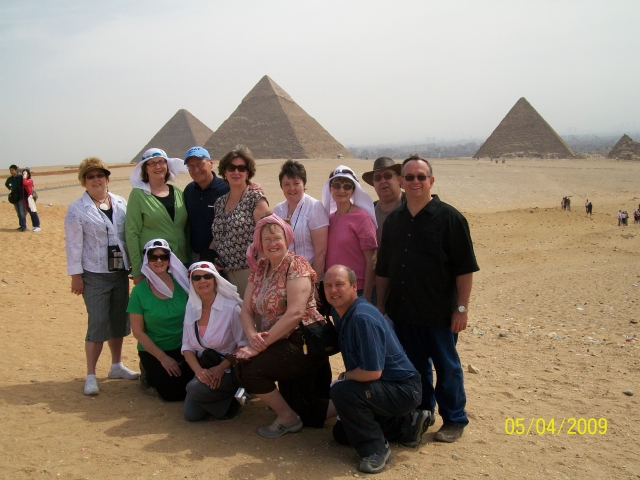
[373,172,396,182]
[146,159,167,168]
[85,172,106,180]
[403,174,430,182]
[191,273,215,282]
[148,253,170,262]
[225,164,248,173]
[225,353,251,366]
[330,182,354,191]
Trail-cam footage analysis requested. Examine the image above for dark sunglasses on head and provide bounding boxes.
[330,182,354,191]
[148,253,170,262]
[192,273,215,282]
[373,172,396,182]
[403,174,430,182]
[85,172,106,180]
[225,164,248,173]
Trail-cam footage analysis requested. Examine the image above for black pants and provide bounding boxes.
[239,329,330,427]
[138,349,194,402]
[330,374,422,457]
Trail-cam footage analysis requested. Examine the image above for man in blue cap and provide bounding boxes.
[183,147,229,263]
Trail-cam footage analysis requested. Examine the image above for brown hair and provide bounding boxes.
[141,160,170,183]
[218,145,256,184]
[278,160,307,186]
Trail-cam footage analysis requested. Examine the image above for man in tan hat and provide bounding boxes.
[362,157,403,246]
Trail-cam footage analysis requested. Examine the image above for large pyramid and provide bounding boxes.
[131,109,214,163]
[204,75,352,159]
[607,134,640,161]
[473,97,576,159]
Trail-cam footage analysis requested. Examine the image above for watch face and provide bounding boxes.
[458,306,467,313]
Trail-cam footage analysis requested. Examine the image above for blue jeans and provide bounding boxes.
[26,204,40,228]
[394,323,468,427]
[14,200,26,230]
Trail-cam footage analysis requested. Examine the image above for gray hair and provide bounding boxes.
[401,153,433,176]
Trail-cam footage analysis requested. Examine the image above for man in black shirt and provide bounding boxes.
[183,147,230,263]
[5,164,26,231]
[376,154,479,443]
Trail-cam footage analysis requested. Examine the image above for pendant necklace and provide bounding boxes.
[89,193,110,211]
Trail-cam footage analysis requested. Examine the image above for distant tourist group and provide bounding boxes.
[61,146,478,473]
[4,164,41,232]
[561,196,571,211]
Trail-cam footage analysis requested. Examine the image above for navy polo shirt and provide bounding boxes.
[183,175,230,255]
[332,297,417,382]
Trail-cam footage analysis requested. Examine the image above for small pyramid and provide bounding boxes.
[131,109,214,163]
[607,134,640,161]
[204,75,352,159]
[473,98,575,159]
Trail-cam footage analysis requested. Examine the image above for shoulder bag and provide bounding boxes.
[193,322,224,369]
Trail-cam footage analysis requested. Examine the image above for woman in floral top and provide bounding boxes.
[236,215,334,438]
[211,145,269,299]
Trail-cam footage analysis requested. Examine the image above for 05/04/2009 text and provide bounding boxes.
[504,417,607,435]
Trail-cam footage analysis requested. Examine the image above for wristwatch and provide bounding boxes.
[457,305,468,313]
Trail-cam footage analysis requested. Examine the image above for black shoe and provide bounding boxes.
[400,410,432,447]
[434,424,464,443]
[359,441,391,474]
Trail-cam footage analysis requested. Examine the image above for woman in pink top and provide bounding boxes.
[322,165,377,301]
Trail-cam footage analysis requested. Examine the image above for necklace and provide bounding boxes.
[336,203,351,221]
[89,192,110,211]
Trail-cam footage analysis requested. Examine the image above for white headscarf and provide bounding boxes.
[130,148,188,195]
[141,238,190,298]
[184,262,243,325]
[321,164,377,228]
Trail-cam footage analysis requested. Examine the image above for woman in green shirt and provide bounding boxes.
[126,148,190,284]
[127,239,193,401]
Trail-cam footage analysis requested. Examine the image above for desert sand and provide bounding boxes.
[1,158,639,479]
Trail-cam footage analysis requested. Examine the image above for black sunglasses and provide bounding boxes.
[225,164,248,173]
[330,182,354,191]
[191,273,215,282]
[373,172,396,182]
[148,253,170,262]
[403,174,430,182]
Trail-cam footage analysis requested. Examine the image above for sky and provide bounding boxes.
[1,0,639,168]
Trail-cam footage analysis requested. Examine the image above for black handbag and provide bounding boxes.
[194,322,224,369]
[8,189,19,205]
[299,318,340,357]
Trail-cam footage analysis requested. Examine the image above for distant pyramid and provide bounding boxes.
[131,109,214,163]
[473,97,576,159]
[607,134,640,161]
[204,75,352,159]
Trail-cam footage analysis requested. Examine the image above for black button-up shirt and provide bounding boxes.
[184,175,230,255]
[376,195,479,328]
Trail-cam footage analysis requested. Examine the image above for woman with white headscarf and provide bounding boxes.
[127,239,194,401]
[322,165,378,301]
[126,148,190,285]
[181,262,247,421]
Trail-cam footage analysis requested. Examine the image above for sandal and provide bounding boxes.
[257,416,303,438]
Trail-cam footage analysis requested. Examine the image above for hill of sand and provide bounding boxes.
[1,158,639,479]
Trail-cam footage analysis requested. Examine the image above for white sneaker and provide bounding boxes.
[84,377,99,395]
[32,227,41,232]
[108,365,140,380]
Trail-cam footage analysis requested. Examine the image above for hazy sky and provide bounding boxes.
[1,0,639,168]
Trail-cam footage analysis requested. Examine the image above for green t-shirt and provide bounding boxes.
[126,277,187,352]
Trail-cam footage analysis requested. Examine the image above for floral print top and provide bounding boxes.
[211,188,265,271]
[249,252,324,333]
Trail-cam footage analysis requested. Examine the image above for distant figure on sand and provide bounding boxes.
[633,209,640,224]
[565,197,571,211]
[561,197,566,210]
[586,200,592,217]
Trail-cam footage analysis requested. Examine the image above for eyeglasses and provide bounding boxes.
[329,168,357,180]
[187,161,210,171]
[146,159,167,168]
[330,182,354,191]
[403,174,430,182]
[191,273,215,282]
[85,172,106,180]
[373,172,396,182]
[148,253,170,262]
[225,164,248,173]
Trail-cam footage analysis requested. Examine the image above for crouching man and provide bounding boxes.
[324,265,431,474]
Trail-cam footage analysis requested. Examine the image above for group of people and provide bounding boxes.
[585,199,593,217]
[618,210,630,226]
[64,146,478,474]
[561,196,571,210]
[4,164,41,232]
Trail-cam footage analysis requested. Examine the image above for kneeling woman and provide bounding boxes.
[182,262,247,421]
[236,214,333,438]
[127,239,194,401]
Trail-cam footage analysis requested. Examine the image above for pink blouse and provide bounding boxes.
[249,252,323,334]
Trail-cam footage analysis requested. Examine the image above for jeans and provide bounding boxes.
[14,200,26,230]
[26,205,40,228]
[330,374,422,457]
[394,323,468,427]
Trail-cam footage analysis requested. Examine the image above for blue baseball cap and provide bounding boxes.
[184,146,210,164]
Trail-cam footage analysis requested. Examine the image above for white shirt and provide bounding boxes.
[181,294,248,356]
[64,192,129,275]
[273,193,329,265]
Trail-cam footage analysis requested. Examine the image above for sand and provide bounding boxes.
[1,158,639,479]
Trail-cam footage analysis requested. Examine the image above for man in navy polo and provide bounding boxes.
[183,147,229,263]
[325,265,431,474]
